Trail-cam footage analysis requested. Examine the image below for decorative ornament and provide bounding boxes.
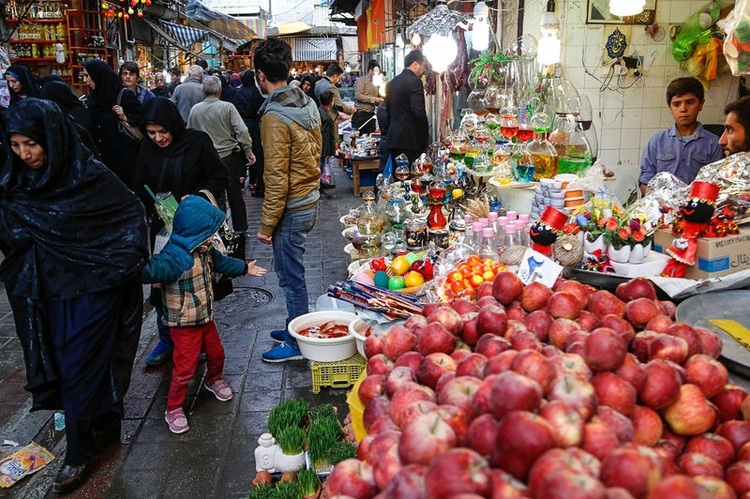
[123,13,129,20]
[606,27,627,59]
[117,11,123,17]
[137,9,143,16]
[529,206,568,257]
[107,8,114,16]
[127,7,134,14]
[130,0,137,7]
[101,2,108,8]
[145,0,152,5]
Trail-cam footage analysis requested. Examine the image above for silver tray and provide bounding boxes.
[676,290,750,378]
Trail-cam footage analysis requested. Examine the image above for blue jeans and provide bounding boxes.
[272,204,319,349]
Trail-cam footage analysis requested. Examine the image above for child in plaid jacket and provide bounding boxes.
[141,195,267,433]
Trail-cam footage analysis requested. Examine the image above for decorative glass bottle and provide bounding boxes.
[525,112,558,181]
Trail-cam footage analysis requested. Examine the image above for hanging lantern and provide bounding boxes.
[117,11,123,17]
[130,0,137,7]
[423,34,458,73]
[101,2,108,8]
[107,8,115,16]
[123,13,130,20]
[137,9,143,16]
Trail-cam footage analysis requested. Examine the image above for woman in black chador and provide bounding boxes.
[0,98,148,494]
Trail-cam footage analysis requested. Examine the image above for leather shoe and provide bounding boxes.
[320,182,336,189]
[53,463,87,494]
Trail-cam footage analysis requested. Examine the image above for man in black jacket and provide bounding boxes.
[385,50,428,167]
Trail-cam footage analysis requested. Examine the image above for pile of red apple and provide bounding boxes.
[323,272,750,499]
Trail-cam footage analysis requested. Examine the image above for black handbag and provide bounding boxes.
[199,190,245,301]
[116,89,143,143]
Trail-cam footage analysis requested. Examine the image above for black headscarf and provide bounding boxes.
[139,97,205,158]
[40,81,90,127]
[0,98,148,300]
[83,59,125,112]
[5,64,41,104]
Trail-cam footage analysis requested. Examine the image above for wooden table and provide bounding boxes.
[351,157,380,196]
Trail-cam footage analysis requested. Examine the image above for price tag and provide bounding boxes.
[517,248,563,288]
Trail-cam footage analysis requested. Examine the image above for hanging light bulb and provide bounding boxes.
[472,0,490,52]
[609,0,645,17]
[538,2,561,66]
[411,33,421,46]
[127,7,134,14]
[395,32,405,48]
[423,33,458,73]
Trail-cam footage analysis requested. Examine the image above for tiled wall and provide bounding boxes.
[523,0,741,200]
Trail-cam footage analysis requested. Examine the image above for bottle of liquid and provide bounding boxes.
[478,227,500,260]
[471,221,484,249]
[525,112,558,181]
[504,224,520,247]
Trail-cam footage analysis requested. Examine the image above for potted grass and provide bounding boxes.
[297,468,321,499]
[247,481,273,499]
[267,399,310,439]
[306,415,342,474]
[274,425,307,473]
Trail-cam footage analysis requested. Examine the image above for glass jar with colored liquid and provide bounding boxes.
[525,112,558,180]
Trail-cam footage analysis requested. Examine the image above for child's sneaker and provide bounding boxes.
[165,408,189,434]
[205,378,233,401]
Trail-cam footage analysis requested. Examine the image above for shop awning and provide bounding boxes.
[185,0,258,40]
[281,37,337,62]
[141,16,205,57]
[273,21,312,35]
[160,20,207,47]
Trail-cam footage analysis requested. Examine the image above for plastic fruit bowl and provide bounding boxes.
[288,311,359,362]
[349,318,390,357]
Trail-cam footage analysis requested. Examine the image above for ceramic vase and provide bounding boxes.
[607,244,631,263]
[628,242,652,264]
[583,233,606,254]
[274,449,306,473]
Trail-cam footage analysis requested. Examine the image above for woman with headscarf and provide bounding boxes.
[82,59,142,188]
[0,98,148,494]
[133,97,229,367]
[40,80,100,158]
[4,64,41,106]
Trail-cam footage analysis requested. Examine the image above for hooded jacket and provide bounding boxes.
[140,195,247,326]
[258,85,322,236]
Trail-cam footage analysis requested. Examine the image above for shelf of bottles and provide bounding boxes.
[6,0,70,76]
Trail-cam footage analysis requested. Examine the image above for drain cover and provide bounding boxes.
[217,286,273,310]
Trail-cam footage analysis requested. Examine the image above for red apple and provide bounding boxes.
[644,474,704,499]
[455,353,488,379]
[600,446,662,498]
[713,385,749,423]
[694,326,723,359]
[364,429,401,464]
[677,452,724,478]
[394,350,423,373]
[645,314,673,334]
[429,404,470,446]
[363,395,392,433]
[466,413,498,458]
[475,304,509,338]
[437,375,483,417]
[685,432,735,469]
[399,399,438,425]
[398,412,456,466]
[739,441,750,461]
[359,373,386,406]
[660,428,688,457]
[556,279,593,309]
[584,327,628,371]
[492,271,524,305]
[725,460,750,495]
[592,371,637,416]
[664,322,703,357]
[616,277,657,302]
[691,476,736,499]
[382,464,426,499]
[383,326,417,361]
[452,298,480,315]
[630,405,664,447]
[624,297,660,330]
[416,322,457,356]
[615,353,646,392]
[325,458,379,498]
[524,309,554,342]
[639,359,682,410]
[587,290,626,318]
[566,340,587,357]
[476,294,499,309]
[532,464,608,499]
[541,400,586,448]
[595,405,635,445]
[493,410,556,480]
[717,420,750,454]
[685,354,729,398]
[547,291,584,320]
[424,448,491,498]
[521,281,554,312]
[451,343,472,362]
[488,370,543,420]
[368,415,400,436]
[474,334,511,358]
[459,313,481,346]
[527,447,602,499]
[385,366,417,398]
[648,333,689,364]
[510,330,543,352]
[577,309,601,332]
[476,280,495,300]
[547,373,598,421]
[506,302,527,321]
[404,313,428,331]
[372,440,403,491]
[363,333,385,359]
[367,353,394,376]
[549,318,582,351]
[417,352,457,391]
[631,330,659,363]
[426,306,464,336]
[599,314,636,343]
[582,420,620,461]
[550,352,593,380]
[471,374,498,415]
[510,349,556,394]
[658,300,677,319]
[663,383,719,436]
[483,349,518,377]
[389,383,436,428]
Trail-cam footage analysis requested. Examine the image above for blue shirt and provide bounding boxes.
[638,123,723,186]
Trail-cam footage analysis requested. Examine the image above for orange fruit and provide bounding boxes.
[390,256,411,276]
[404,271,425,288]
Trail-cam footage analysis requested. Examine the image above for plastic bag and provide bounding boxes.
[0,442,55,488]
[722,0,750,75]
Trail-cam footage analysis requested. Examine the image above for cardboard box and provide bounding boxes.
[652,227,750,279]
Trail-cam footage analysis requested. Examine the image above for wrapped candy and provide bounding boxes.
[695,151,750,223]
[645,172,690,226]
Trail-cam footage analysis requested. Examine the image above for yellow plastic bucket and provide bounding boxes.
[346,374,367,442]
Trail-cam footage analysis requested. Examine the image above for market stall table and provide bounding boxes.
[351,157,380,196]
